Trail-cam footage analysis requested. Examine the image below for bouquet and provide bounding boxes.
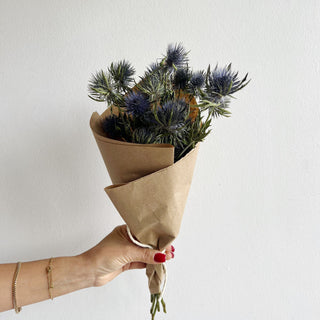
[88,43,249,319]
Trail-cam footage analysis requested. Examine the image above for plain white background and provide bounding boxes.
[1,0,319,319]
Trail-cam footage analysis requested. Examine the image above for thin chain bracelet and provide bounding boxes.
[12,262,22,313]
[46,258,54,300]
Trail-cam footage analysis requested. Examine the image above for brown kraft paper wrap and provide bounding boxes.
[90,107,200,295]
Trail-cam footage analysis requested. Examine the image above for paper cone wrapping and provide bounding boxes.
[90,107,199,294]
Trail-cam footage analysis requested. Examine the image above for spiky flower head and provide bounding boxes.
[136,70,171,103]
[132,127,159,144]
[124,91,150,117]
[101,114,124,139]
[145,62,161,76]
[88,70,112,102]
[155,99,190,132]
[165,43,188,69]
[108,60,135,90]
[88,70,124,106]
[88,61,135,105]
[190,71,205,89]
[173,68,191,90]
[207,64,249,97]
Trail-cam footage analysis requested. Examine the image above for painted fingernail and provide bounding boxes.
[154,253,166,263]
[171,252,175,258]
[171,245,175,252]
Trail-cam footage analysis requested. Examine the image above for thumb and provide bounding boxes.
[135,248,167,265]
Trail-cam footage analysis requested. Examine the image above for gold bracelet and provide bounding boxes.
[12,262,22,313]
[46,258,54,300]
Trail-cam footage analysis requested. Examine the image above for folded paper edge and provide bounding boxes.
[104,143,200,192]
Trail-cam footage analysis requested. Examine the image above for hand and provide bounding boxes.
[80,225,175,287]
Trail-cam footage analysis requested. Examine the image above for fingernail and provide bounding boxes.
[171,245,175,252]
[171,252,175,258]
[154,253,166,263]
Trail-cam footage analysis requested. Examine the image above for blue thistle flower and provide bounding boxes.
[145,99,191,148]
[132,127,159,144]
[124,91,150,117]
[101,114,124,139]
[108,60,135,89]
[145,62,161,75]
[155,99,189,132]
[208,64,249,97]
[173,68,191,90]
[165,43,188,69]
[190,71,205,89]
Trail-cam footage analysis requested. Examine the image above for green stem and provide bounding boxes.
[177,140,195,159]
[150,294,167,320]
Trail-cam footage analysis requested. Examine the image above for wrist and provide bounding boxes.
[73,254,96,289]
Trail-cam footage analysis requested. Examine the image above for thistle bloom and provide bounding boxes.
[173,68,191,90]
[208,64,249,96]
[145,62,161,75]
[165,43,188,69]
[190,71,205,89]
[132,127,158,144]
[125,91,150,117]
[88,70,114,102]
[101,114,122,139]
[156,100,189,132]
[108,60,135,88]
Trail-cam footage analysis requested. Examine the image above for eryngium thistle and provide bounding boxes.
[173,68,191,90]
[108,60,135,90]
[101,114,125,139]
[165,43,188,69]
[125,91,150,117]
[136,70,172,103]
[132,127,159,144]
[190,71,205,89]
[145,62,161,76]
[155,99,190,132]
[207,64,249,97]
[88,70,124,105]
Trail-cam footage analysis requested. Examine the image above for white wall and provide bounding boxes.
[1,0,319,319]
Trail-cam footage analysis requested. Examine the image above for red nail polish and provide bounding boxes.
[154,253,166,263]
[171,252,175,258]
[171,245,175,252]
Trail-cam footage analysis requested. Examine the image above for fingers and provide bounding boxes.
[164,244,175,260]
[124,248,173,272]
[146,249,166,264]
[132,245,175,265]
[122,242,176,273]
[124,225,175,263]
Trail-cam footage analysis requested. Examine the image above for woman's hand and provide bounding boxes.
[80,225,175,287]
[0,225,173,312]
